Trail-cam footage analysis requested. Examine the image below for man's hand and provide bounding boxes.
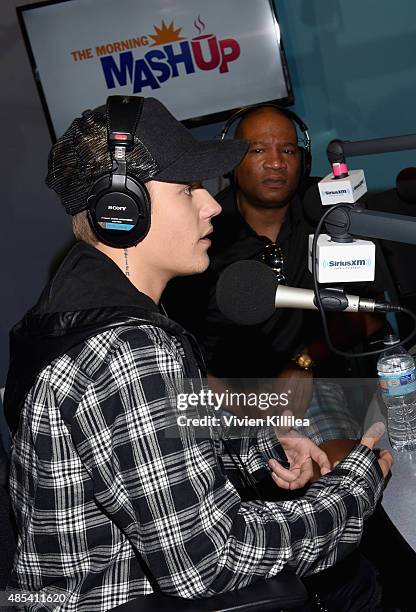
[359,422,393,478]
[329,423,393,479]
[268,415,331,490]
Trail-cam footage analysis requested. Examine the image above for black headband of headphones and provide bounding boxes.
[221,103,310,149]
[220,102,311,180]
[106,95,143,150]
[87,96,152,248]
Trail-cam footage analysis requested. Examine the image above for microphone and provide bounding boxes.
[396,167,416,205]
[303,184,376,283]
[302,182,371,224]
[363,169,416,214]
[216,260,399,326]
[363,176,416,299]
[318,168,367,206]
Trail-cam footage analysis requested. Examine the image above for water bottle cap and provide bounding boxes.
[382,334,400,346]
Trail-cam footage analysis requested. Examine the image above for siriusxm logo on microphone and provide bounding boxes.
[323,188,348,196]
[323,178,364,196]
[309,232,375,283]
[322,258,372,269]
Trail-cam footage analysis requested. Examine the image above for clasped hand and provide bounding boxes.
[268,418,393,490]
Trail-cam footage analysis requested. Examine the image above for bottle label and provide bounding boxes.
[378,368,416,397]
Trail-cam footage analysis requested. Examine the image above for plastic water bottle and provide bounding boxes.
[377,335,416,451]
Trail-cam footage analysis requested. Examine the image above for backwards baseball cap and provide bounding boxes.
[46,96,248,216]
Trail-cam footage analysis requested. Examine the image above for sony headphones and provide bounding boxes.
[220,103,312,182]
[87,95,151,248]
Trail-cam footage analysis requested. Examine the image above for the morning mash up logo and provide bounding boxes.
[69,16,241,94]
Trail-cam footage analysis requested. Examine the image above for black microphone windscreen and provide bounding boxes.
[216,260,278,325]
[396,167,416,204]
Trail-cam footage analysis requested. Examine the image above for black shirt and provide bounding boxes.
[163,186,322,377]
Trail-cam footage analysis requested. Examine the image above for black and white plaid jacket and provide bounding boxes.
[5,243,385,612]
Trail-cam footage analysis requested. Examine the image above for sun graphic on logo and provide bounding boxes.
[149,19,185,46]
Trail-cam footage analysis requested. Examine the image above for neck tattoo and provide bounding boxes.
[123,248,130,278]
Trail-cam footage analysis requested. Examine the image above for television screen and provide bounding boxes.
[18,0,293,139]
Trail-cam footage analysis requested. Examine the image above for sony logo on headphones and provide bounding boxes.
[108,205,127,211]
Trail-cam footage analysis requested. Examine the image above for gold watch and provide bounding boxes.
[292,352,314,371]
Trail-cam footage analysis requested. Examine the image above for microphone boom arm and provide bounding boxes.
[325,205,416,245]
[327,133,416,164]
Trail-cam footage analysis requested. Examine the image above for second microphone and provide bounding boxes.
[216,260,400,326]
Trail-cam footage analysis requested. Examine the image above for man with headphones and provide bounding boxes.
[4,96,391,611]
[164,104,381,442]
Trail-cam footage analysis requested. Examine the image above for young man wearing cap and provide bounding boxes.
[4,97,392,612]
